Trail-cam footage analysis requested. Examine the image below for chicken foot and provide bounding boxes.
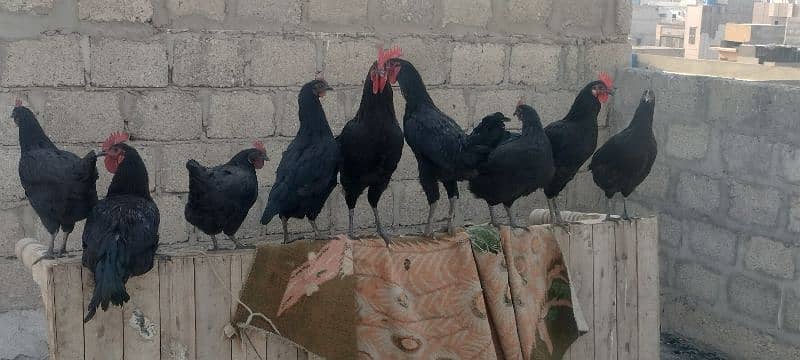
[548,198,572,233]
[42,232,57,260]
[228,234,253,249]
[55,231,71,257]
[373,207,393,246]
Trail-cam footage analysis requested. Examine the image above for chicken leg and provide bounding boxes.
[373,207,392,246]
[505,204,526,230]
[44,232,57,259]
[347,208,356,239]
[423,202,437,237]
[56,231,71,257]
[280,216,290,244]
[488,205,500,228]
[309,219,323,240]
[446,197,457,235]
[228,234,253,249]
[622,197,631,220]
[209,234,220,251]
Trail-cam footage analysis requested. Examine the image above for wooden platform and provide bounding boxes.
[16,241,318,360]
[17,210,659,360]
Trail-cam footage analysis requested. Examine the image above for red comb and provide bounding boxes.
[517,99,524,107]
[253,139,266,153]
[599,72,614,88]
[102,132,129,151]
[14,98,22,107]
[377,45,403,68]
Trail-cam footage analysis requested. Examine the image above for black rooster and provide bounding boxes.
[589,89,657,220]
[185,141,268,250]
[544,73,614,225]
[261,79,340,244]
[82,133,159,323]
[386,58,501,236]
[469,103,555,228]
[337,47,404,245]
[13,100,99,259]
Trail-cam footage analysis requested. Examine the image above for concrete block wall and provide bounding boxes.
[610,68,800,358]
[0,1,629,357]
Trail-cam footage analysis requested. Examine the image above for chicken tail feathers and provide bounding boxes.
[84,241,130,323]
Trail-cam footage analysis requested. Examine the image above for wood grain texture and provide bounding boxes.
[593,223,617,360]
[569,224,595,360]
[159,257,196,360]
[637,219,660,359]
[82,266,124,360]
[123,267,160,360]
[53,263,84,360]
[616,221,639,360]
[196,255,232,360]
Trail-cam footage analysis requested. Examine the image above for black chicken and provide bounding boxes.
[386,58,501,236]
[82,133,159,323]
[589,89,657,220]
[468,103,555,228]
[185,141,268,250]
[544,72,614,225]
[261,79,340,244]
[337,47,404,245]
[466,112,515,150]
[12,100,99,259]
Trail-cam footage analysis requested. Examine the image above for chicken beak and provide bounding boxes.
[502,116,511,122]
[95,149,106,157]
[261,154,269,161]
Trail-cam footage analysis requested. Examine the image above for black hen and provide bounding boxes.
[337,48,404,245]
[589,89,657,220]
[544,73,614,225]
[82,133,159,323]
[185,141,268,250]
[469,104,555,228]
[261,79,340,244]
[466,112,515,149]
[387,58,501,236]
[13,100,99,258]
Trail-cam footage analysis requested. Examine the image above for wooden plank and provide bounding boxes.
[568,223,594,360]
[296,349,309,360]
[239,253,268,360]
[637,218,660,359]
[231,255,247,360]
[195,255,233,360]
[267,333,298,360]
[551,226,571,360]
[244,329,268,360]
[592,223,617,360]
[82,265,124,360]
[38,262,58,360]
[123,266,160,360]
[52,263,85,360]
[159,257,196,360]
[616,221,638,360]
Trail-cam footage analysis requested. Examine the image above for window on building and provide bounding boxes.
[689,27,697,45]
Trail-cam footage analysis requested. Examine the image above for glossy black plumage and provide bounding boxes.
[82,143,159,322]
[261,80,340,243]
[185,148,265,250]
[589,89,657,220]
[468,105,555,227]
[390,59,502,236]
[337,67,403,244]
[13,105,99,258]
[543,79,609,224]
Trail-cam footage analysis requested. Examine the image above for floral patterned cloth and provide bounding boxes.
[237,226,587,359]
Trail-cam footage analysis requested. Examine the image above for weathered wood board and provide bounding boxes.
[18,212,659,360]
